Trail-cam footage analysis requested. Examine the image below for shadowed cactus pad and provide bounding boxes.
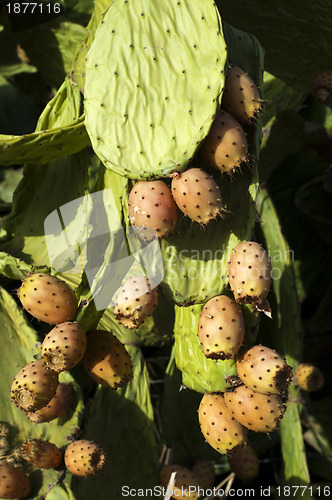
[84,0,227,179]
[18,273,78,325]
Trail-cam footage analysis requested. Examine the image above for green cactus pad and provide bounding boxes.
[84,0,227,179]
[174,304,237,393]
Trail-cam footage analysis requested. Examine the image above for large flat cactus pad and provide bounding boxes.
[84,0,227,179]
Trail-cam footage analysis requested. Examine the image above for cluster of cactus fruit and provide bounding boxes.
[4,272,140,496]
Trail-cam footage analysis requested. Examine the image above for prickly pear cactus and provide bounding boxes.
[84,0,227,179]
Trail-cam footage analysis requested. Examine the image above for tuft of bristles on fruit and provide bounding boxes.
[113,276,158,329]
[312,70,332,103]
[11,360,59,412]
[20,438,62,469]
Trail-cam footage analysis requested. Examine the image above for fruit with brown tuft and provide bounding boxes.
[128,180,178,241]
[0,463,32,499]
[171,167,224,224]
[83,330,133,389]
[21,438,62,469]
[236,345,292,395]
[221,65,263,123]
[64,440,106,477]
[198,295,245,360]
[41,322,87,372]
[159,464,200,500]
[200,110,248,173]
[11,359,59,412]
[224,385,285,433]
[312,70,332,103]
[198,393,247,455]
[18,273,78,324]
[228,241,272,315]
[113,276,158,329]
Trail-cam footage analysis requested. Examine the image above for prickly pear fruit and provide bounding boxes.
[159,464,200,500]
[113,276,158,329]
[21,438,62,469]
[312,70,332,103]
[295,363,325,392]
[192,459,215,490]
[128,180,178,240]
[0,463,32,499]
[236,345,292,395]
[83,330,133,389]
[11,359,59,412]
[228,445,259,483]
[170,167,224,224]
[198,295,245,360]
[18,273,78,325]
[41,322,87,372]
[228,241,272,314]
[200,110,248,173]
[224,385,285,433]
[221,65,263,123]
[26,382,73,423]
[198,393,247,455]
[64,440,106,477]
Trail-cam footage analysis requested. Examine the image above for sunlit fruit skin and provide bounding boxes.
[0,464,32,499]
[41,322,87,372]
[228,241,272,307]
[18,273,78,325]
[198,393,247,455]
[295,363,325,392]
[128,180,178,241]
[113,276,158,329]
[159,464,200,500]
[200,110,248,173]
[64,440,106,477]
[171,167,224,224]
[236,345,292,396]
[221,65,263,124]
[198,295,245,360]
[83,330,133,389]
[21,438,63,469]
[26,382,73,423]
[224,385,285,433]
[11,359,59,412]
